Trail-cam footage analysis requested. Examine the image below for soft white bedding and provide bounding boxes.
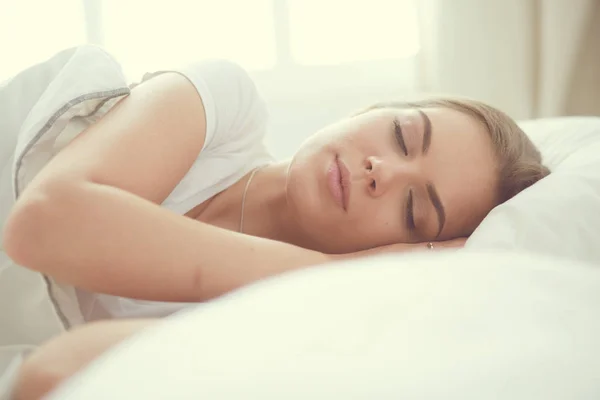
[1,45,599,398]
[49,251,600,399]
[45,116,600,398]
[0,46,130,399]
[468,117,600,266]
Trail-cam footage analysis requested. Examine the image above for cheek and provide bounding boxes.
[326,119,385,149]
[286,154,320,211]
[344,128,387,153]
[351,202,403,246]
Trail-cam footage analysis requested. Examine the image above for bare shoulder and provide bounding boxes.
[23,71,209,205]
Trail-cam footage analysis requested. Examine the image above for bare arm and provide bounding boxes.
[2,73,330,302]
[14,319,156,400]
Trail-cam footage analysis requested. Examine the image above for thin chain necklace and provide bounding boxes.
[239,166,265,233]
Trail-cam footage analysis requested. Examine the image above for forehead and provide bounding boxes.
[423,107,499,238]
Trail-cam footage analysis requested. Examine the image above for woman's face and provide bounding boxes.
[286,107,498,254]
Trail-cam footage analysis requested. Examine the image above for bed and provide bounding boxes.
[2,46,600,398]
[49,250,600,399]
[49,115,600,399]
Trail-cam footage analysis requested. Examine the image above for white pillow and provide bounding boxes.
[49,251,600,399]
[468,117,600,265]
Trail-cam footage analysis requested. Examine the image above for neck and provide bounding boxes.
[240,161,310,248]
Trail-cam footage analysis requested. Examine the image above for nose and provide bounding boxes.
[365,156,420,198]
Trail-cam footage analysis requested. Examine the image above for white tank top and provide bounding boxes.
[77,59,273,321]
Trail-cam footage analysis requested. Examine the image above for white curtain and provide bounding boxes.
[417,0,600,120]
[2,0,598,125]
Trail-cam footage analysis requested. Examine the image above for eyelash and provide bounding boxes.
[406,189,416,232]
[393,119,408,156]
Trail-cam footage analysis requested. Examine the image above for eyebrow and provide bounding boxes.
[427,183,446,238]
[418,109,432,154]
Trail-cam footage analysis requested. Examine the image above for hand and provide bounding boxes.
[331,237,468,263]
[349,237,467,259]
[397,237,467,252]
[420,237,467,250]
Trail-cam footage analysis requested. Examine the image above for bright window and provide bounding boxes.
[101,0,277,80]
[1,0,420,93]
[0,1,86,81]
[287,0,420,66]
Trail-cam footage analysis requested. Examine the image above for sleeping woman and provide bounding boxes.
[3,60,549,314]
[3,60,549,398]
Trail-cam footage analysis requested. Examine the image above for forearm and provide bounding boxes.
[3,181,331,302]
[14,319,155,400]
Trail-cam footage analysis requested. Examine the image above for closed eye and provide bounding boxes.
[393,118,408,156]
[406,189,416,233]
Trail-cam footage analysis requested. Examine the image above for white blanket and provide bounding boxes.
[50,251,600,399]
[0,45,131,395]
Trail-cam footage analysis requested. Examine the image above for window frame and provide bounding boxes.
[81,0,418,100]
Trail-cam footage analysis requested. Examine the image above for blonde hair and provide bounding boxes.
[362,97,550,205]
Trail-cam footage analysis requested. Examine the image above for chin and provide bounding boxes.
[285,188,357,254]
[286,155,322,221]
[287,142,359,251]
[285,153,332,235]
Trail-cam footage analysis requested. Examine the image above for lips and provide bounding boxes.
[327,155,351,211]
[338,157,351,211]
